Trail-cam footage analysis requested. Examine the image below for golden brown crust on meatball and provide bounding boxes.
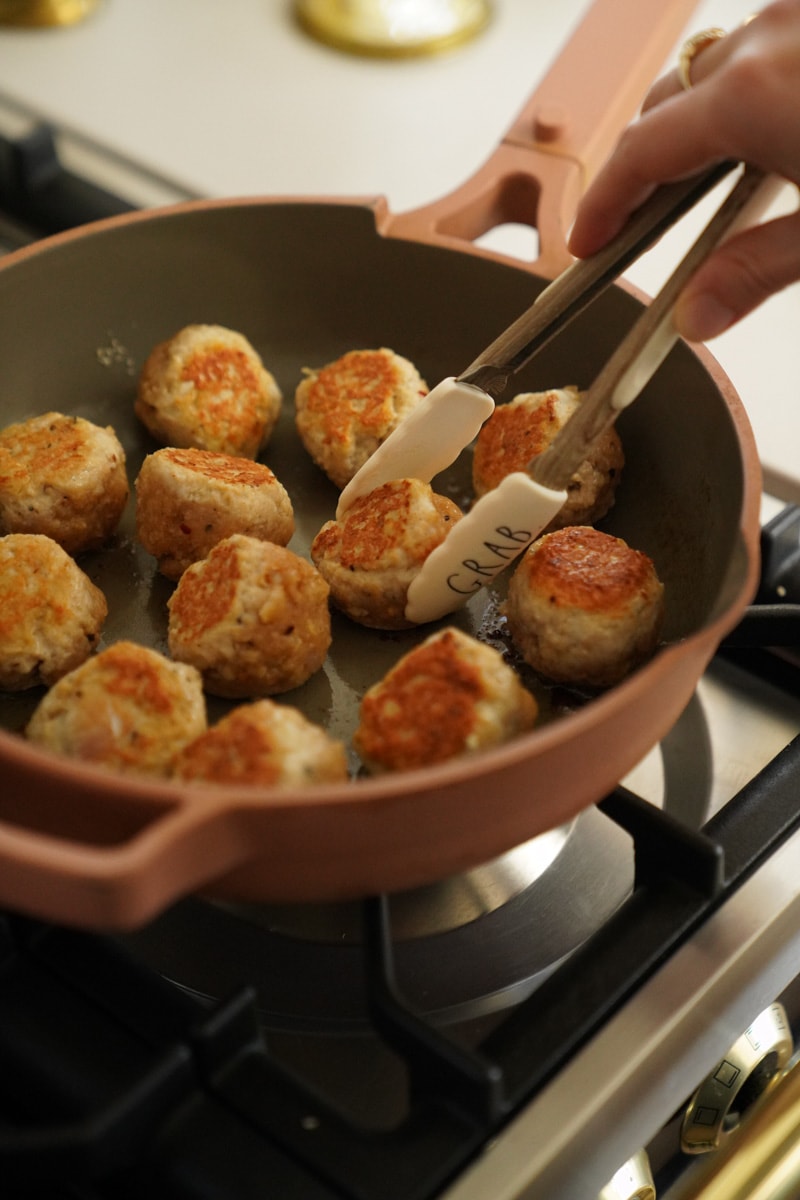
[311,478,462,630]
[25,640,206,775]
[135,325,282,458]
[135,446,295,580]
[0,412,129,553]
[472,388,624,530]
[167,534,331,698]
[0,534,107,691]
[354,626,537,774]
[171,699,348,787]
[294,348,428,489]
[504,526,665,689]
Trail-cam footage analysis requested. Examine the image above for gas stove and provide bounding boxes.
[3,90,800,1200]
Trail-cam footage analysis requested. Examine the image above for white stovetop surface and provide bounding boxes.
[1,0,798,499]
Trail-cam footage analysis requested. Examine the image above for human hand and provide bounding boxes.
[567,0,800,341]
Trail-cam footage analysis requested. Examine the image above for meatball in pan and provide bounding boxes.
[0,533,107,692]
[311,478,461,630]
[504,525,665,689]
[26,640,206,776]
[473,387,624,531]
[0,412,128,554]
[171,699,349,788]
[295,347,427,489]
[135,324,282,458]
[354,626,538,774]
[167,534,331,698]
[135,446,294,580]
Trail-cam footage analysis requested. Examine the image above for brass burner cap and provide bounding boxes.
[295,0,492,58]
[0,0,100,25]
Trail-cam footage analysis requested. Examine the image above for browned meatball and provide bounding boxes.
[295,347,428,489]
[311,478,462,630]
[171,699,349,787]
[0,533,107,691]
[354,626,538,774]
[26,640,206,776]
[135,324,282,457]
[135,446,294,579]
[0,412,129,553]
[472,387,624,530]
[167,534,331,697]
[504,526,665,688]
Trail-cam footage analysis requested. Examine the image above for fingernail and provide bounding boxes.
[675,293,736,342]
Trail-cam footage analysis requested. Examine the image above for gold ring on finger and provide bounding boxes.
[677,26,727,91]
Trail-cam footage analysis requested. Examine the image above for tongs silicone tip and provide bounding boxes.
[406,164,774,624]
[339,160,738,523]
[338,162,775,625]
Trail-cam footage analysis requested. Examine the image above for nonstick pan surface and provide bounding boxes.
[0,0,761,928]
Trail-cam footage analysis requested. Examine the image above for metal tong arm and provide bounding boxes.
[530,164,770,491]
[458,161,736,400]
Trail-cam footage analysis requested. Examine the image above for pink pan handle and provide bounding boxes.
[384,0,704,277]
[0,774,253,930]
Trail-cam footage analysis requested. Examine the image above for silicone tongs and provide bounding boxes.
[336,162,772,624]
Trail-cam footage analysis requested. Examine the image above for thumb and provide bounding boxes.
[675,207,800,342]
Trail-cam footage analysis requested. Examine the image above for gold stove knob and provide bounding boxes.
[598,1148,656,1200]
[681,1002,793,1154]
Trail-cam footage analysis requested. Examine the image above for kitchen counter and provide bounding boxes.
[0,0,798,498]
